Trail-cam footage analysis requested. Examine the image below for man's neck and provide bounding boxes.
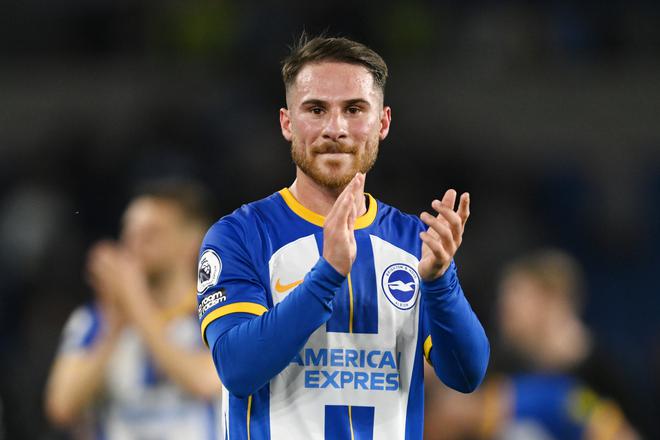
[289,169,366,217]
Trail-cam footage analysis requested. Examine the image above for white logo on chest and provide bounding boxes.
[381,263,420,310]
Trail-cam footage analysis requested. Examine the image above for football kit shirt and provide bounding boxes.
[197,188,489,440]
[58,302,222,439]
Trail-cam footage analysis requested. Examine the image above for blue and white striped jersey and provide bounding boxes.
[197,189,445,439]
[58,302,222,440]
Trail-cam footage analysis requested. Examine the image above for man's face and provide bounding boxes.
[280,61,391,189]
[497,273,550,354]
[120,197,189,277]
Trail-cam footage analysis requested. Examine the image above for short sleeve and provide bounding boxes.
[57,304,102,354]
[197,217,269,345]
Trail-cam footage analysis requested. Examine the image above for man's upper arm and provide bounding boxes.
[57,305,102,354]
[197,217,269,346]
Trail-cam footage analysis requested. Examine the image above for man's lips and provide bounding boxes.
[313,143,356,155]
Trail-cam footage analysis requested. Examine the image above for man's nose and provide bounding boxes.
[321,110,348,141]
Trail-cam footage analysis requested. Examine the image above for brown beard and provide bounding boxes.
[290,136,379,189]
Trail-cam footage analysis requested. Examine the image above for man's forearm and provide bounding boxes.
[206,257,345,398]
[126,301,221,400]
[423,262,490,393]
[45,332,117,426]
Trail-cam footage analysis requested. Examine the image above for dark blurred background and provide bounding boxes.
[1,1,659,438]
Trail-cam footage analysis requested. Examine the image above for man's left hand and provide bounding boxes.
[418,189,470,282]
[87,243,151,320]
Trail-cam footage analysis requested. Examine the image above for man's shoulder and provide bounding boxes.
[374,198,424,230]
[58,302,102,353]
[214,191,280,225]
[203,191,283,247]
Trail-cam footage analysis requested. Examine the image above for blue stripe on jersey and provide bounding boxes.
[326,280,351,333]
[318,229,351,334]
[323,232,379,334]
[248,387,271,439]
[81,305,102,348]
[324,405,375,440]
[142,355,159,387]
[324,405,351,440]
[228,394,250,439]
[351,233,379,334]
[351,406,375,440]
[404,317,426,440]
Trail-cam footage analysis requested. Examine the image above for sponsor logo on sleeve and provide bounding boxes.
[198,289,227,319]
[381,263,420,310]
[197,249,222,295]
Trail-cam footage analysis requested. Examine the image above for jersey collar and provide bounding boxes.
[278,187,377,229]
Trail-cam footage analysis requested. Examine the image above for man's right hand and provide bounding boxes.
[322,173,364,276]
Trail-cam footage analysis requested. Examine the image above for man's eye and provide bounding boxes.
[311,107,323,115]
[347,107,361,114]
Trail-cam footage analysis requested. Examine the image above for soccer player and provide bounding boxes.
[45,180,223,439]
[197,35,490,439]
[423,249,639,440]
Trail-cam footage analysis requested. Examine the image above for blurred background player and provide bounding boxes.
[424,249,639,440]
[44,179,222,439]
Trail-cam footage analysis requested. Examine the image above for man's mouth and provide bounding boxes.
[314,143,355,155]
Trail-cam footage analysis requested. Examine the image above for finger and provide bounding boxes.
[420,211,457,254]
[332,191,354,230]
[431,199,454,223]
[432,202,463,243]
[352,172,365,200]
[441,189,457,210]
[429,199,450,225]
[419,231,450,263]
[327,174,359,220]
[457,192,470,227]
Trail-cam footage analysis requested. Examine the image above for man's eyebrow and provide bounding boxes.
[300,98,371,107]
[344,99,371,107]
[301,99,327,107]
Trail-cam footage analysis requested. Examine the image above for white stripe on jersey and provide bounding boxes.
[265,234,421,440]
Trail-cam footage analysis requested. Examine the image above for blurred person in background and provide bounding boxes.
[424,249,640,440]
[44,179,222,439]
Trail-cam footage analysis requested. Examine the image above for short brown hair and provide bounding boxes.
[281,33,388,95]
[131,178,215,230]
[502,249,586,310]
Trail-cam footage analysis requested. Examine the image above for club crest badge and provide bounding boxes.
[197,249,222,295]
[381,263,420,310]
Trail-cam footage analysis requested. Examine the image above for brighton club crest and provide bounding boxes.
[381,263,420,310]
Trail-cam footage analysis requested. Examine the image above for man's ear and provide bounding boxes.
[280,107,292,141]
[379,106,392,140]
